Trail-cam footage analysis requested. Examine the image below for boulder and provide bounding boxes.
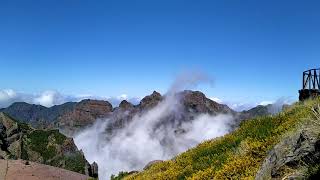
[255,128,320,179]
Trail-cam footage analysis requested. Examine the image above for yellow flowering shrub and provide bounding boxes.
[122,98,320,180]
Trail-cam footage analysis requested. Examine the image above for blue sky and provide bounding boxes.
[0,0,319,109]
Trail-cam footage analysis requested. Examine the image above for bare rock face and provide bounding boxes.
[255,128,320,179]
[89,162,98,178]
[106,100,138,133]
[57,99,112,135]
[179,90,233,114]
[119,100,134,111]
[139,91,163,110]
[0,113,21,159]
[76,99,113,118]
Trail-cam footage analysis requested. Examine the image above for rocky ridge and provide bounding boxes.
[0,90,272,136]
[0,112,97,178]
[57,99,113,135]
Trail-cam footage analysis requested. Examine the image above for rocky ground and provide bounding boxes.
[0,159,89,180]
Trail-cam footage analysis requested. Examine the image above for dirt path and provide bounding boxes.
[0,159,90,180]
[0,160,8,180]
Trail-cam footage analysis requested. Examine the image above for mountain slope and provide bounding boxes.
[0,99,112,132]
[115,97,320,179]
[0,112,97,177]
[0,102,77,128]
[57,99,113,135]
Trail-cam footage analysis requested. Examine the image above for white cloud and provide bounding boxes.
[259,101,273,106]
[33,91,66,107]
[0,89,17,101]
[209,97,223,103]
[0,89,18,108]
[74,93,234,179]
[0,89,141,108]
[117,94,128,100]
[207,97,258,111]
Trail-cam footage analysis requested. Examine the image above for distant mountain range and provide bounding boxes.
[0,90,273,136]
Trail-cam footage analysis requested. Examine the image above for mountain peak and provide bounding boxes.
[140,91,163,109]
[119,100,134,110]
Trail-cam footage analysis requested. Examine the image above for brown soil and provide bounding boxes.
[0,159,90,180]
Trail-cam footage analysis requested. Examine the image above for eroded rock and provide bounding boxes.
[255,128,320,179]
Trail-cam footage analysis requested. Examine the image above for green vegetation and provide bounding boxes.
[111,172,132,180]
[28,130,52,156]
[21,136,29,160]
[27,129,67,162]
[18,122,33,132]
[64,152,86,174]
[306,164,320,179]
[43,145,57,160]
[51,129,67,145]
[1,112,89,176]
[123,98,320,180]
[87,178,98,180]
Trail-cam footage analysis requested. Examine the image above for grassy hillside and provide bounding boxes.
[115,97,320,179]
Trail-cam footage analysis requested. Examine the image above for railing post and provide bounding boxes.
[303,72,305,89]
[309,70,311,90]
[313,69,316,89]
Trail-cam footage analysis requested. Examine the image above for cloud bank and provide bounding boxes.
[74,72,235,179]
[0,89,140,108]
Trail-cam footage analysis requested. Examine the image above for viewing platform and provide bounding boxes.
[299,68,320,101]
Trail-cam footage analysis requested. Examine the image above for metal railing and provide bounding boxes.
[302,68,320,90]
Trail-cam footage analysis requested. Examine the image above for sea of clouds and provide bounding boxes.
[74,72,235,179]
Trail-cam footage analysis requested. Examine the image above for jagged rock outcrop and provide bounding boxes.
[0,112,96,177]
[119,100,134,110]
[87,161,98,178]
[179,90,233,114]
[106,102,138,133]
[139,91,163,110]
[57,99,112,135]
[255,127,320,179]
